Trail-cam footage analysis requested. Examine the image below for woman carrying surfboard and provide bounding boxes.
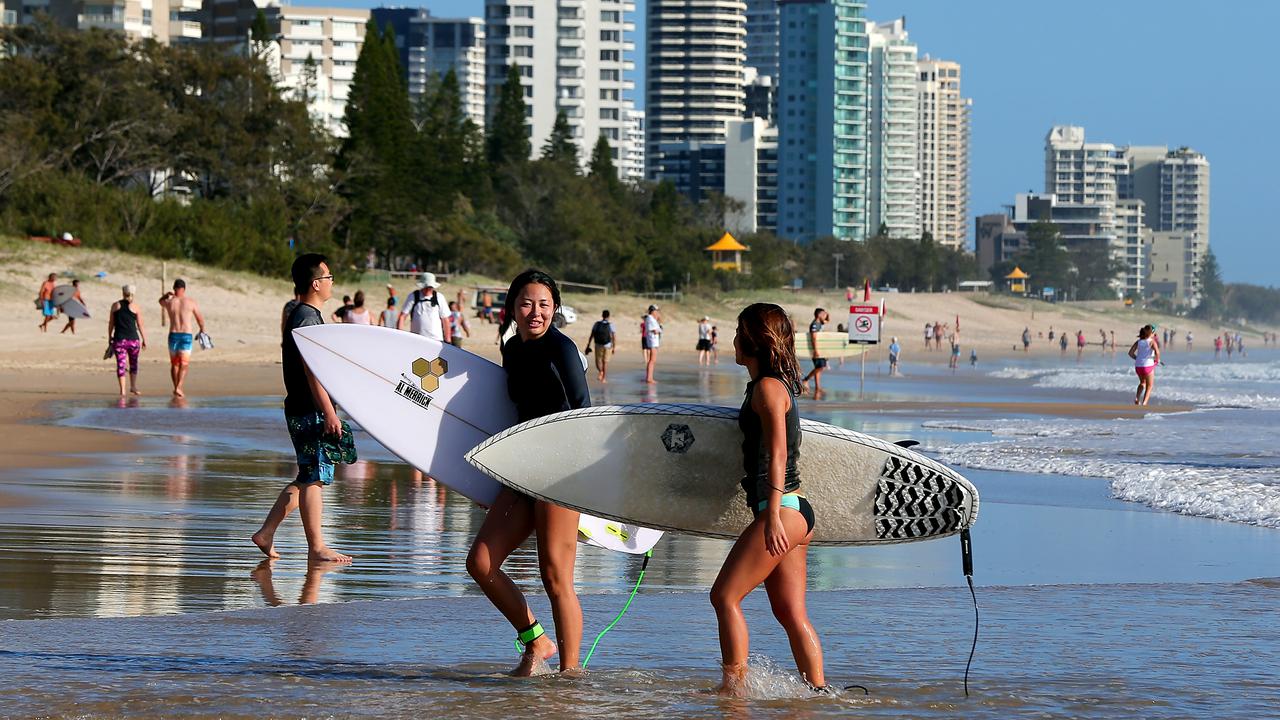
[711,302,826,695]
[466,269,590,676]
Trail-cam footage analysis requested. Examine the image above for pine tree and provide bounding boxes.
[541,109,578,169]
[486,64,530,169]
[588,135,616,178]
[1192,247,1225,319]
[250,9,271,46]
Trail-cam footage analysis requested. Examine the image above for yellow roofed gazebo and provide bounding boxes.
[706,232,750,273]
[1004,266,1029,293]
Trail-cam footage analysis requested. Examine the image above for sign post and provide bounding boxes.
[847,300,882,397]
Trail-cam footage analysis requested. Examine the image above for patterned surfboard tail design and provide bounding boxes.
[875,455,972,540]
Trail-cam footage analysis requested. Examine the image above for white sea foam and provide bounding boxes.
[925,411,1280,529]
[988,359,1280,408]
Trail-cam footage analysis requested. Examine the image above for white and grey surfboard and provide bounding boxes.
[292,323,662,554]
[466,404,979,546]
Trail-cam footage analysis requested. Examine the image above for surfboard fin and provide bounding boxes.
[893,439,920,449]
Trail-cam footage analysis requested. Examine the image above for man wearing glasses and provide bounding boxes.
[252,254,352,564]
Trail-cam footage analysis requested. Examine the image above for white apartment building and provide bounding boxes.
[1159,147,1209,249]
[271,6,368,138]
[5,0,202,43]
[868,17,918,239]
[485,0,638,172]
[407,14,485,129]
[645,0,746,179]
[916,56,970,249]
[723,117,777,235]
[1115,198,1149,297]
[621,107,645,183]
[1045,125,1121,218]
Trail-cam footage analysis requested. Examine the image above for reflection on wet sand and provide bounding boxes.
[250,559,345,606]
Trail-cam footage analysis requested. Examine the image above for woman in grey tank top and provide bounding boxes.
[711,303,825,695]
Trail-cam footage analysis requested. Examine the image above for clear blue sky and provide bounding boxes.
[317,0,1279,286]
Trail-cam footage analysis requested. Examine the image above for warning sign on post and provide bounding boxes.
[848,304,881,345]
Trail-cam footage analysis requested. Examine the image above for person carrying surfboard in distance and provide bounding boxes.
[252,254,353,565]
[799,307,830,397]
[712,302,825,695]
[466,269,591,677]
[59,279,84,334]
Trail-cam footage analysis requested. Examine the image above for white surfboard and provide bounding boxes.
[466,404,979,546]
[795,331,867,359]
[292,323,662,554]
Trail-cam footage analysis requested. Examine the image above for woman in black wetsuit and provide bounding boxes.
[466,270,590,676]
[711,303,825,694]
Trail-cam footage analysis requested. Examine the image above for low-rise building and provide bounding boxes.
[1147,230,1203,306]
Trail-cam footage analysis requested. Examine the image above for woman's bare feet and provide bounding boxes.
[511,636,557,677]
[717,662,749,697]
[308,546,352,564]
[251,531,280,559]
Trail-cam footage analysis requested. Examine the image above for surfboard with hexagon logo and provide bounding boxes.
[292,323,662,554]
[466,404,979,545]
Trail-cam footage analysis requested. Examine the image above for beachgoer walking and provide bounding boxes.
[345,291,372,325]
[800,308,830,395]
[710,326,719,363]
[1236,333,1246,358]
[1110,330,1116,352]
[1048,326,1055,342]
[713,302,824,695]
[888,336,901,376]
[1214,335,1222,359]
[697,316,714,366]
[252,254,352,565]
[934,321,945,351]
[923,322,933,350]
[37,272,57,332]
[644,304,662,384]
[107,284,147,397]
[584,310,617,383]
[158,279,206,398]
[466,270,590,676]
[331,295,353,323]
[447,301,471,348]
[1129,324,1161,406]
[1075,330,1086,360]
[1099,328,1107,352]
[949,336,960,369]
[1021,327,1031,352]
[1225,332,1233,359]
[1186,331,1193,350]
[1059,332,1068,355]
[970,348,978,367]
[399,273,451,344]
[60,279,84,334]
[379,297,398,328]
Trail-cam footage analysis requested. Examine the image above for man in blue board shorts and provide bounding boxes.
[800,308,830,395]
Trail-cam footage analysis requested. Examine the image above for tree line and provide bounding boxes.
[0,19,979,293]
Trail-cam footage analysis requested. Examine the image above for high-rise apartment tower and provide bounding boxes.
[916,57,970,248]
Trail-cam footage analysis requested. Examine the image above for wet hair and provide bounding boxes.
[291,253,328,295]
[736,303,801,393]
[173,278,186,291]
[1139,324,1154,339]
[500,269,560,339]
[353,290,365,308]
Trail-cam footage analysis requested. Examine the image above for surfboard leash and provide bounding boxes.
[581,549,653,669]
[960,526,978,698]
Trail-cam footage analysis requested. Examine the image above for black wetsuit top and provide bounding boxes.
[502,325,591,422]
[282,303,324,416]
[111,300,139,341]
[739,376,801,508]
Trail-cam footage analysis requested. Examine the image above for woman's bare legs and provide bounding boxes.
[534,501,582,672]
[710,509,820,695]
[466,488,556,675]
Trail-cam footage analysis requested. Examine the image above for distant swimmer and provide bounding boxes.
[107,284,147,397]
[466,270,590,676]
[713,303,825,695]
[253,254,353,564]
[1128,324,1161,406]
[158,279,206,398]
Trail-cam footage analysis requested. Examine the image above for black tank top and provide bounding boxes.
[739,376,801,507]
[112,300,139,341]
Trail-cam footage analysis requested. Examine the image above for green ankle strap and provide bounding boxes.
[515,621,544,650]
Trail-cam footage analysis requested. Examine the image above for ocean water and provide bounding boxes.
[3,351,1280,717]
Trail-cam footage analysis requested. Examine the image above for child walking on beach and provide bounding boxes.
[1129,324,1161,406]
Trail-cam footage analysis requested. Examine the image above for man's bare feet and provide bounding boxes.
[511,636,558,677]
[251,531,280,559]
[173,388,185,398]
[130,389,142,396]
[308,546,352,564]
